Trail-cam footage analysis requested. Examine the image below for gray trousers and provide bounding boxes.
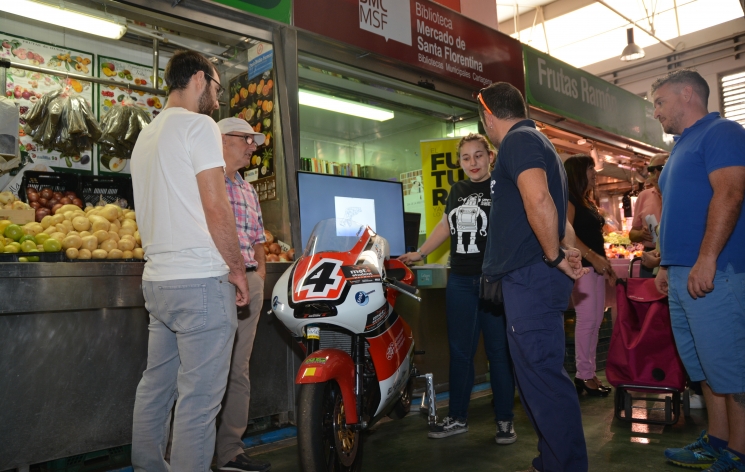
[132,275,238,472]
[215,270,265,466]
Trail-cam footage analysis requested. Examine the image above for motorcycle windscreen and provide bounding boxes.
[291,218,374,303]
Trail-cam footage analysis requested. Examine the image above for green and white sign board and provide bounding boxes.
[210,0,291,24]
[523,46,671,151]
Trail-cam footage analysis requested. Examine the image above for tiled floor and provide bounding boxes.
[250,374,707,471]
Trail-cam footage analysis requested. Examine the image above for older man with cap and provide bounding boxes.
[214,117,271,472]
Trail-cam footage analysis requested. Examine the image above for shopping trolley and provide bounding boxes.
[606,257,690,425]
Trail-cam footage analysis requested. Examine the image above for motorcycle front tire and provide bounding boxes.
[297,380,364,472]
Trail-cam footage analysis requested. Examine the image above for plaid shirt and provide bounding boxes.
[225,172,266,268]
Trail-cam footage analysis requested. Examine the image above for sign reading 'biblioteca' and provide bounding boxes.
[295,0,524,93]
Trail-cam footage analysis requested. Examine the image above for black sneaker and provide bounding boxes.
[428,416,468,438]
[496,420,517,445]
[219,453,271,472]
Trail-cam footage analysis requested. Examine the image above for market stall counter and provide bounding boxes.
[0,260,296,471]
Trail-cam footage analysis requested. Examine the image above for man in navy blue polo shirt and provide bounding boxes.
[477,82,589,472]
[651,69,745,472]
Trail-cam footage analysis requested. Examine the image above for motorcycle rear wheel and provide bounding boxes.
[297,381,364,472]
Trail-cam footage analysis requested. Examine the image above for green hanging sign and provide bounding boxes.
[210,0,292,24]
[523,45,671,151]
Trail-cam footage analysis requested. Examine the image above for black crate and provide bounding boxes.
[79,175,134,209]
[40,445,131,472]
[19,171,80,203]
[0,251,66,262]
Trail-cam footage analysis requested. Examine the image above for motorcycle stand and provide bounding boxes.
[417,372,438,428]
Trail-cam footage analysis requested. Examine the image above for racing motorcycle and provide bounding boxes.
[270,218,437,471]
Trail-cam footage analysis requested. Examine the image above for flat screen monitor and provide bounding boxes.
[297,172,406,256]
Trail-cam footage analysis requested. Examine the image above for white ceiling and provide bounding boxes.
[498,0,745,68]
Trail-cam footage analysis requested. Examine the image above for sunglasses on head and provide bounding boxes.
[647,165,664,173]
[477,90,493,116]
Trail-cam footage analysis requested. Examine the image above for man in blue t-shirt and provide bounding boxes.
[652,69,745,472]
[478,82,589,472]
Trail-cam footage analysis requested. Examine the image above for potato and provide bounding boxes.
[109,219,121,232]
[65,247,79,259]
[40,215,54,229]
[118,238,135,252]
[23,223,43,236]
[134,230,141,246]
[118,226,135,237]
[106,248,123,259]
[43,225,57,235]
[62,234,83,250]
[121,234,135,242]
[92,230,110,244]
[79,231,92,238]
[56,204,82,215]
[78,248,92,260]
[63,211,75,221]
[50,232,66,243]
[50,214,65,225]
[89,215,110,233]
[72,216,91,232]
[107,231,120,243]
[122,250,134,259]
[100,239,118,252]
[101,205,119,222]
[124,211,136,221]
[91,249,108,259]
[80,236,98,251]
[133,248,144,260]
[121,218,137,229]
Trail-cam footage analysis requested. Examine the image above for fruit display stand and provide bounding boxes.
[0,260,148,470]
[0,259,300,471]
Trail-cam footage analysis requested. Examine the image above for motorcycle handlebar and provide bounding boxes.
[385,278,419,298]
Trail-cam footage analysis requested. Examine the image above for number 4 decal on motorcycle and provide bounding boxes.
[295,259,344,299]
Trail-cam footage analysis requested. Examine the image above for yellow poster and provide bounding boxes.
[420,138,465,265]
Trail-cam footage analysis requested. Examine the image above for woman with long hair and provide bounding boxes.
[564,155,617,396]
[399,133,516,444]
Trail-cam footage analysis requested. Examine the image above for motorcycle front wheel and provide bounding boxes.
[297,380,364,472]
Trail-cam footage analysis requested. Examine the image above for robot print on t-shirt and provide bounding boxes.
[448,193,488,254]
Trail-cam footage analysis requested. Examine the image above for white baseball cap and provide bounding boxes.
[216,117,266,146]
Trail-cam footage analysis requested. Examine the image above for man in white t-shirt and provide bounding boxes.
[130,50,249,472]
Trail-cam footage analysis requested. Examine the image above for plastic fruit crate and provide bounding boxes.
[0,251,66,262]
[18,171,81,203]
[78,175,134,209]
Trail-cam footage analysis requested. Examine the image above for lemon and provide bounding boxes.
[0,219,12,234]
[21,240,37,252]
[43,238,62,252]
[35,233,51,245]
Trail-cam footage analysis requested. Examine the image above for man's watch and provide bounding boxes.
[543,248,565,268]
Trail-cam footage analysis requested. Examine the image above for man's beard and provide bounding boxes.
[197,85,214,115]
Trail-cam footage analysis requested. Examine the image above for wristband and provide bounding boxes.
[543,248,565,268]
[417,248,426,258]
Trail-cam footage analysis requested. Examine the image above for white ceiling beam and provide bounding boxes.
[498,0,596,35]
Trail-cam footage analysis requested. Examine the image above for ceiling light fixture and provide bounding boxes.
[0,0,127,40]
[577,138,587,145]
[620,28,645,61]
[299,90,395,121]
